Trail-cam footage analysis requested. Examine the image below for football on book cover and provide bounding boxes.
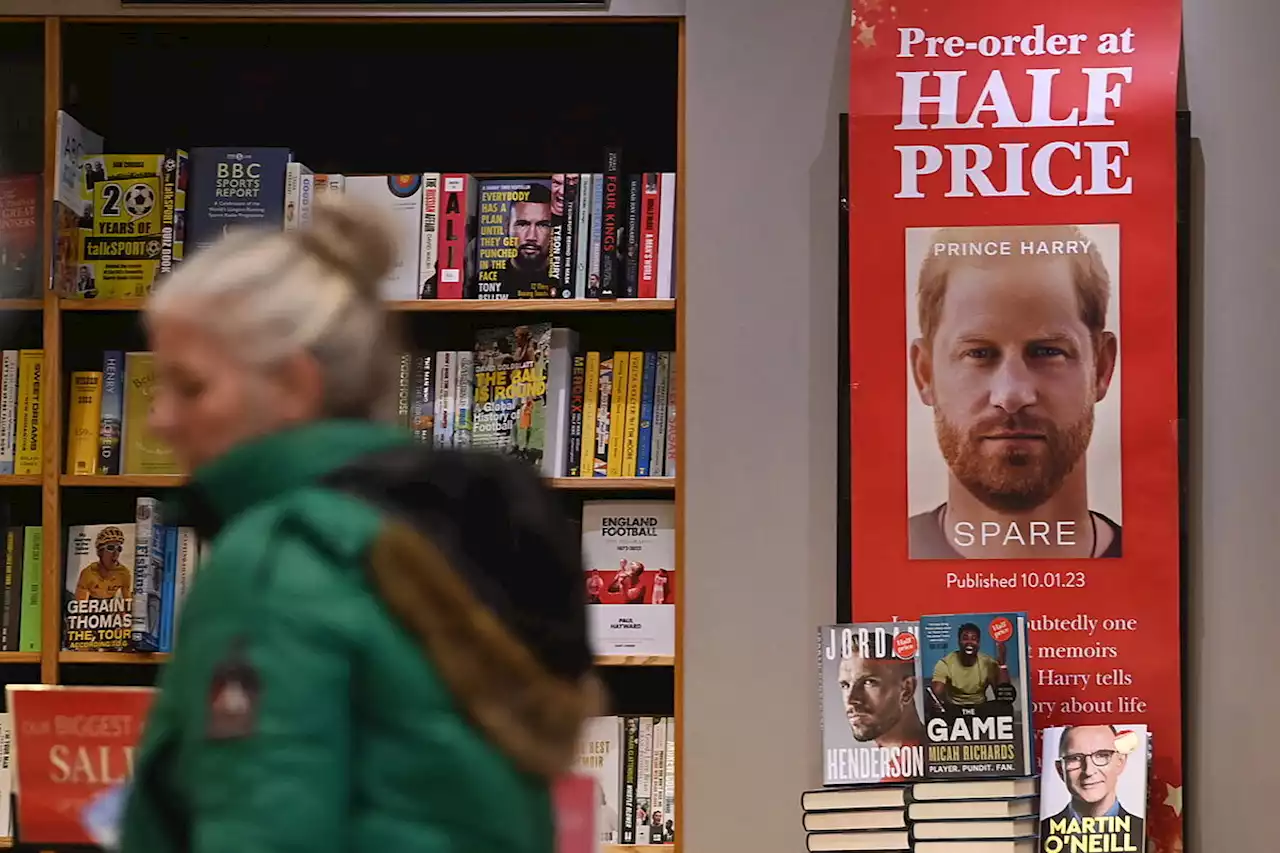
[818,622,925,785]
[919,612,1033,779]
[1039,724,1148,853]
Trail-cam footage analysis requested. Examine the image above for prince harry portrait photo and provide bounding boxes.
[905,223,1123,561]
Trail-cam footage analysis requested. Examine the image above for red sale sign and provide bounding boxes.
[846,2,1183,851]
[6,685,155,845]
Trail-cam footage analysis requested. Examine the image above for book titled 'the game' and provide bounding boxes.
[919,612,1034,780]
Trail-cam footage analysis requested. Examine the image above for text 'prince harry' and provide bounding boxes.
[908,224,1121,561]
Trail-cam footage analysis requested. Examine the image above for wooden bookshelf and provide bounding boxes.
[61,297,677,314]
[62,652,674,668]
[61,474,674,491]
[2,11,685,845]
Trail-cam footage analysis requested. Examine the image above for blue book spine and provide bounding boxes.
[98,350,123,475]
[636,351,657,476]
[159,526,177,652]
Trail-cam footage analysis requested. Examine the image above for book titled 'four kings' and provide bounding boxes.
[819,612,1033,786]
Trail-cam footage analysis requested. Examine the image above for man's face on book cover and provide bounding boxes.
[1058,725,1127,806]
[838,655,913,741]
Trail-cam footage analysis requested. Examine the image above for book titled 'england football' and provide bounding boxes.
[919,612,1033,779]
[818,622,926,786]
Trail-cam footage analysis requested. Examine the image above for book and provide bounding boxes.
[582,500,676,658]
[1038,724,1148,853]
[919,612,1033,779]
[819,623,926,786]
[62,523,136,652]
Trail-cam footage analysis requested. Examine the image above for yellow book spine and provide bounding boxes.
[66,371,104,475]
[621,351,643,477]
[122,352,179,476]
[579,351,600,477]
[605,351,630,478]
[14,350,42,475]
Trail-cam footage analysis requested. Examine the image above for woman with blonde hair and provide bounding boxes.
[119,200,602,853]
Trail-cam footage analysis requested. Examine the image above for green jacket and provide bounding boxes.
[120,420,599,853]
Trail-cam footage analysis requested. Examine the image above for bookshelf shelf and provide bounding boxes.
[59,651,169,665]
[62,474,673,491]
[63,652,674,668]
[0,475,40,486]
[548,477,675,491]
[61,297,676,314]
[0,653,40,664]
[595,655,675,667]
[0,300,41,312]
[59,474,184,488]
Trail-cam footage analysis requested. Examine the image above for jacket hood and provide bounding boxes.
[179,421,603,778]
[320,443,604,778]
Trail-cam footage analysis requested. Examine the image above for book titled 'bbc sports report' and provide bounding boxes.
[818,622,926,785]
[920,612,1033,779]
[1038,724,1148,853]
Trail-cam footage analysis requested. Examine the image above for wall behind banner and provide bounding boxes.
[681,1,1280,853]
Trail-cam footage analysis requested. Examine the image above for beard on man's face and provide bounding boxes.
[934,401,1095,513]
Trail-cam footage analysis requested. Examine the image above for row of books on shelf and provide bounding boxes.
[46,111,677,303]
[56,325,676,481]
[812,615,1152,852]
[574,715,676,847]
[50,496,672,659]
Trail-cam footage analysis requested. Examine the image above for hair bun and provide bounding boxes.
[295,196,398,300]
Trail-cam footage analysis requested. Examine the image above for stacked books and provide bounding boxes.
[808,616,1153,852]
[799,777,1039,852]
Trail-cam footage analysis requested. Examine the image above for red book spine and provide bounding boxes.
[436,173,472,299]
[638,173,662,299]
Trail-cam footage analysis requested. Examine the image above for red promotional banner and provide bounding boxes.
[6,685,154,845]
[846,2,1183,851]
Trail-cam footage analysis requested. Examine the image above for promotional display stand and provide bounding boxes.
[839,2,1187,851]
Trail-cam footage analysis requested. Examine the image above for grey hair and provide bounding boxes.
[145,197,403,420]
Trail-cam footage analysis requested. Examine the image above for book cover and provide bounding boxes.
[62,524,136,651]
[342,174,423,300]
[475,178,561,299]
[0,175,39,297]
[583,500,675,657]
[185,147,291,255]
[920,612,1034,779]
[73,154,174,299]
[1039,724,1148,853]
[573,716,622,844]
[472,324,551,464]
[818,622,925,785]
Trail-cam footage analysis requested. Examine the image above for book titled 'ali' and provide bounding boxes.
[919,612,1033,779]
[1038,724,1149,853]
[818,622,926,786]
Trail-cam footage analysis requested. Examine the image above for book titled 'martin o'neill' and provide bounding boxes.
[920,611,1034,779]
[818,622,926,786]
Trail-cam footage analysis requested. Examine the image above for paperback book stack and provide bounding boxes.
[807,614,1040,852]
[809,616,1154,853]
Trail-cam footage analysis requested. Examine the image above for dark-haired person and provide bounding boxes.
[929,622,1008,713]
